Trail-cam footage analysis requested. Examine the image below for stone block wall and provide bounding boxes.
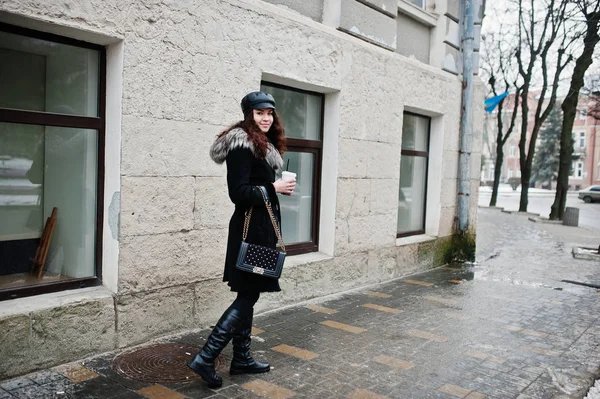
[396,13,431,63]
[339,0,397,50]
[261,0,324,21]
[0,288,116,379]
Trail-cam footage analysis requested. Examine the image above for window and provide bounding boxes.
[579,109,587,120]
[509,143,516,157]
[0,23,105,300]
[576,162,583,178]
[261,82,323,255]
[397,113,430,237]
[579,132,585,148]
[508,169,513,178]
[405,0,425,8]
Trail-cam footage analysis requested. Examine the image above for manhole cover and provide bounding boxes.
[113,343,226,383]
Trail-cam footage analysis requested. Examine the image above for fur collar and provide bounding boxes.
[209,128,283,172]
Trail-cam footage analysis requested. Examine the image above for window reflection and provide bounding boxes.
[278,152,315,244]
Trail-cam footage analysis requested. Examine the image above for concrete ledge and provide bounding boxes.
[396,234,437,246]
[572,246,600,261]
[0,286,114,317]
[286,251,334,268]
[0,287,116,380]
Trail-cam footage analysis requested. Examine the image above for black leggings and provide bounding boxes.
[229,291,260,316]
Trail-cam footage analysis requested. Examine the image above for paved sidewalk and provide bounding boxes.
[2,209,600,399]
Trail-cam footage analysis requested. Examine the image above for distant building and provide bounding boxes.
[570,95,600,189]
[482,92,599,190]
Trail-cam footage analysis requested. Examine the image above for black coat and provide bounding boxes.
[210,128,283,293]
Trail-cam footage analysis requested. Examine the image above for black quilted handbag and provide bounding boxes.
[235,186,286,279]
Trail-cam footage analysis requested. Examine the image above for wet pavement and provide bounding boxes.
[478,186,600,233]
[2,208,600,399]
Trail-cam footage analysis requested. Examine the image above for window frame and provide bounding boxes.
[260,81,324,256]
[0,23,105,301]
[403,0,426,9]
[396,112,431,239]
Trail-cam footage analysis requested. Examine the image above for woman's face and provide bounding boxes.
[253,108,274,133]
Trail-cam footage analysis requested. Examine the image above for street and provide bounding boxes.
[2,206,600,398]
[479,185,600,233]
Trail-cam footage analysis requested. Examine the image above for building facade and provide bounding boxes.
[0,0,485,378]
[481,92,535,186]
[569,97,600,189]
[482,92,600,190]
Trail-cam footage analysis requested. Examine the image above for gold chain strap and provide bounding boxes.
[242,186,286,252]
[242,207,253,242]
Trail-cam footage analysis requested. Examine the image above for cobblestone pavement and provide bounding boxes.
[2,208,600,399]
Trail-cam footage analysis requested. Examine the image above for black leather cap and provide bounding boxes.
[241,91,276,114]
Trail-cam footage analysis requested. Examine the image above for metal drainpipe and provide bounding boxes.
[590,125,596,186]
[458,0,475,232]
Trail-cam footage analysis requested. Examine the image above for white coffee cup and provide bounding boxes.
[281,171,296,196]
[281,171,296,182]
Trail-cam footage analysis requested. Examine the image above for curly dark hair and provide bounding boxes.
[220,110,286,158]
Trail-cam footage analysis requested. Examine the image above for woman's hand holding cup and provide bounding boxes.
[274,171,296,195]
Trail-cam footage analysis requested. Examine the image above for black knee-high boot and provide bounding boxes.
[230,309,270,375]
[188,307,245,388]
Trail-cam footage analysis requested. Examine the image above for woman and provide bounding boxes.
[187,91,295,388]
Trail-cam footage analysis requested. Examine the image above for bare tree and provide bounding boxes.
[578,73,599,121]
[550,1,600,220]
[480,29,522,206]
[515,0,574,212]
[587,92,600,121]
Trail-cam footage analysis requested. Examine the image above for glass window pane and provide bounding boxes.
[0,123,44,239]
[261,85,322,141]
[401,114,429,151]
[406,0,424,8]
[0,30,100,117]
[0,122,97,290]
[398,155,427,234]
[278,152,314,244]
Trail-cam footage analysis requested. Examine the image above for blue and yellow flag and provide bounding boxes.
[484,91,508,113]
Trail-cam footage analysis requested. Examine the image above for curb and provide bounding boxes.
[501,210,540,217]
[528,217,563,225]
[572,246,600,261]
